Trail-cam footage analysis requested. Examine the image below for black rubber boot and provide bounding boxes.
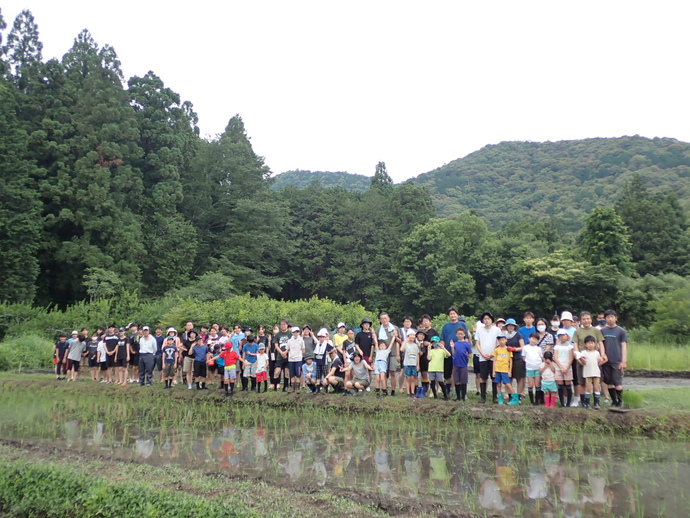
[430,384,437,398]
[593,394,601,409]
[558,385,565,407]
[583,395,590,409]
[536,388,543,405]
[492,383,498,404]
[566,386,573,407]
[528,389,534,405]
[616,389,624,408]
[250,378,257,391]
[480,384,487,403]
[461,384,467,400]
[455,385,462,400]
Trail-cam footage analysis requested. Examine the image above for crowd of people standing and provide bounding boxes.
[52,307,628,407]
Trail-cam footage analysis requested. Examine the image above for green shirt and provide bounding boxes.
[572,327,604,351]
[428,347,448,372]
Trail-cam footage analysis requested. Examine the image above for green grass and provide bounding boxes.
[627,341,690,371]
[0,334,53,371]
[635,388,690,412]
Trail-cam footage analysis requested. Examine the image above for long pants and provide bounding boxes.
[139,353,154,385]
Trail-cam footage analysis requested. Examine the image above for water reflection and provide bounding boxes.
[1,399,687,517]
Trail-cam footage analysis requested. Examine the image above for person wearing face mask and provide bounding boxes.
[595,312,606,330]
[533,318,554,405]
[548,315,561,340]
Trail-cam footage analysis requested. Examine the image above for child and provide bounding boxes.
[313,329,333,393]
[242,334,259,391]
[554,329,574,407]
[255,344,269,393]
[54,333,69,380]
[427,336,450,400]
[540,351,557,407]
[192,335,210,390]
[399,332,420,398]
[97,337,110,383]
[303,357,317,393]
[523,332,544,406]
[582,336,603,409]
[87,333,100,382]
[67,335,86,382]
[220,343,240,397]
[374,337,393,397]
[287,327,305,393]
[161,337,178,389]
[492,334,517,405]
[451,328,473,401]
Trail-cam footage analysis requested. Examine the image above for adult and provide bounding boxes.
[287,326,305,393]
[230,325,245,354]
[127,323,140,384]
[560,312,576,339]
[440,307,471,397]
[114,327,129,385]
[179,328,195,389]
[475,312,502,403]
[344,353,374,394]
[600,310,627,408]
[273,319,292,392]
[153,326,165,383]
[66,335,86,382]
[417,314,438,395]
[505,318,525,400]
[102,324,119,380]
[302,325,316,361]
[138,325,157,386]
[181,321,195,342]
[548,314,560,340]
[572,312,605,407]
[377,312,399,396]
[333,322,348,348]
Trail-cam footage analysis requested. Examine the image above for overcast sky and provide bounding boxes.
[2,1,688,181]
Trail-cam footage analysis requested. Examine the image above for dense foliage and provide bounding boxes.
[1,9,690,340]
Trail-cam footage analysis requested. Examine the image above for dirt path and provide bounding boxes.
[625,376,690,390]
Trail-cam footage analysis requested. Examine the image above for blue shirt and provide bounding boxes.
[193,344,209,362]
[452,340,473,368]
[518,326,535,345]
[162,345,177,364]
[441,321,470,352]
[243,342,258,363]
[230,333,245,354]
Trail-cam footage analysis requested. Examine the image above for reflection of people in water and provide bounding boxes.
[478,473,506,511]
[374,439,397,497]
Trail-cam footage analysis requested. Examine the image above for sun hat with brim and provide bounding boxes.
[480,312,494,322]
[167,327,177,334]
[317,328,329,337]
[496,334,507,339]
[291,327,301,333]
[560,311,574,322]
[505,318,517,327]
[556,329,569,336]
[337,322,346,329]
[360,318,372,325]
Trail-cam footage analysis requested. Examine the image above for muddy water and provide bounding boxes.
[0,397,688,517]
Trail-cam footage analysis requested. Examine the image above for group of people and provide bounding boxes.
[52,307,628,407]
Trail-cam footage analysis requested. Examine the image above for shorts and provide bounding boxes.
[129,353,139,368]
[512,357,526,379]
[419,353,429,372]
[428,371,444,382]
[443,356,453,380]
[164,363,176,378]
[69,360,80,371]
[275,356,288,369]
[575,362,586,386]
[316,364,329,381]
[99,362,108,371]
[555,367,573,382]
[208,363,217,373]
[224,366,237,380]
[494,372,510,384]
[115,358,128,368]
[572,362,581,385]
[352,378,370,389]
[404,365,418,378]
[256,371,267,383]
[526,369,541,378]
[601,362,623,386]
[242,362,256,377]
[479,360,493,381]
[452,366,468,385]
[329,376,344,389]
[585,376,600,385]
[183,356,194,373]
[288,361,302,379]
[541,380,557,393]
[374,360,388,375]
[106,355,115,368]
[473,355,480,375]
[388,355,399,372]
[88,357,98,368]
[193,360,207,378]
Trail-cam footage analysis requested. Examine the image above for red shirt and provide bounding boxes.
[220,348,240,367]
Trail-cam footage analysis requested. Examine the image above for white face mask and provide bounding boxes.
[551,322,560,328]
[537,325,546,333]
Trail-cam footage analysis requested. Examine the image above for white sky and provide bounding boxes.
[2,1,689,181]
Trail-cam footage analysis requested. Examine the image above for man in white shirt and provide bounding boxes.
[475,312,502,403]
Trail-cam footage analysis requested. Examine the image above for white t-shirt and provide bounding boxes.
[540,362,555,382]
[375,348,391,363]
[401,342,420,367]
[476,325,502,362]
[97,341,107,363]
[554,342,574,368]
[287,337,304,362]
[582,350,601,378]
[523,344,543,371]
[256,353,268,373]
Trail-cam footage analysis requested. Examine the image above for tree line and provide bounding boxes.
[1,9,689,339]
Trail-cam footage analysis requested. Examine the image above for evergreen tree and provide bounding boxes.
[370,161,393,194]
[579,207,633,275]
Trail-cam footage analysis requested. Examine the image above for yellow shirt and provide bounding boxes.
[492,345,512,373]
[334,334,348,347]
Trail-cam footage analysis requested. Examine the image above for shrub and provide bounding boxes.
[622,391,644,409]
[0,334,54,371]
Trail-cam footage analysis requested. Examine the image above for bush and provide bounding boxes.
[0,334,54,371]
[622,391,644,409]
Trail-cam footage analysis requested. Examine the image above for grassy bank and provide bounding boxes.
[628,342,690,370]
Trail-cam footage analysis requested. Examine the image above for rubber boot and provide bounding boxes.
[263,381,267,392]
[430,384,437,399]
[544,393,550,407]
[536,389,543,405]
[566,386,573,407]
[528,389,534,405]
[593,394,601,409]
[507,393,520,405]
[616,389,624,408]
[256,380,261,393]
[250,378,257,392]
[558,386,565,407]
[414,386,422,398]
[282,377,288,392]
[455,385,462,401]
[583,394,590,409]
[497,393,504,405]
[422,381,430,395]
[480,384,487,403]
[461,384,467,400]
[440,384,449,401]
[492,383,498,404]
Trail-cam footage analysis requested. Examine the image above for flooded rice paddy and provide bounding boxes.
[0,393,688,517]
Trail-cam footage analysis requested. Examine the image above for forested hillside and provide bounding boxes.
[413,136,690,230]
[271,170,371,192]
[1,8,690,338]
